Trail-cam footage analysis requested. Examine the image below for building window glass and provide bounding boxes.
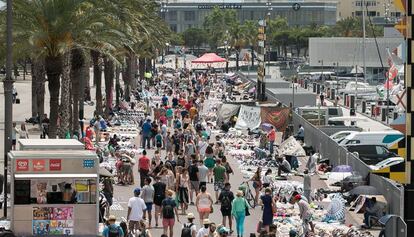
[184,11,195,21]
[169,11,177,21]
[170,24,177,32]
[355,1,376,7]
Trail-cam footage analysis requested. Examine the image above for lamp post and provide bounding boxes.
[318,59,324,81]
[266,1,272,75]
[225,30,229,73]
[333,62,339,106]
[3,0,13,218]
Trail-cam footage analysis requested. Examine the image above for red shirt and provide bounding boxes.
[138,155,151,170]
[85,127,93,139]
[185,102,192,111]
[159,115,167,125]
[268,129,276,142]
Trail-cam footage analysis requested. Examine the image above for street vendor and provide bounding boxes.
[362,197,384,229]
[277,156,291,176]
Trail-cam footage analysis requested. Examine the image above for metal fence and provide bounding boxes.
[292,112,404,216]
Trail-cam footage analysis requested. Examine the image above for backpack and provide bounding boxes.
[221,191,232,210]
[162,199,175,219]
[181,223,194,237]
[108,225,121,237]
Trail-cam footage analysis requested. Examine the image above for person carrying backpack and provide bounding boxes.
[102,215,124,237]
[218,182,234,233]
[161,189,180,237]
[181,213,197,237]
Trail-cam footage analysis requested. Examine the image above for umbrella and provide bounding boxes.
[99,167,114,177]
[332,165,353,172]
[349,185,380,195]
[325,194,346,221]
[261,123,273,131]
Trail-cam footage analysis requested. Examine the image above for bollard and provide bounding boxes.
[345,95,350,107]
[343,93,348,106]
[371,104,376,117]
[350,95,355,109]
[304,80,308,89]
[316,84,321,94]
[313,83,316,93]
[331,88,336,100]
[362,101,366,114]
[381,108,387,122]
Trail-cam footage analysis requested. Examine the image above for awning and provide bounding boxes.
[15,173,98,179]
[192,53,227,64]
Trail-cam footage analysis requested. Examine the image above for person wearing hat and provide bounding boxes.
[161,189,179,237]
[196,219,211,237]
[127,188,147,234]
[215,225,230,237]
[181,213,197,237]
[102,215,124,237]
[293,194,314,236]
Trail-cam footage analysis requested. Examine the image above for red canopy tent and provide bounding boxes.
[191,53,227,63]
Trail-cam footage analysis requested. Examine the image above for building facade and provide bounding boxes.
[337,0,404,22]
[160,0,338,33]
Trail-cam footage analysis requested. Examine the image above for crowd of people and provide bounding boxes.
[96,67,324,237]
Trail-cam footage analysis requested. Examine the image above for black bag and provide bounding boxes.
[181,223,194,237]
[15,98,20,104]
[245,200,250,216]
[162,200,175,219]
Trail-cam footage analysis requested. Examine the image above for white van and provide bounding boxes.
[338,130,404,146]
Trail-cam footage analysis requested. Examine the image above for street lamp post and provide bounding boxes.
[318,59,324,81]
[266,1,272,75]
[333,62,339,106]
[3,0,13,218]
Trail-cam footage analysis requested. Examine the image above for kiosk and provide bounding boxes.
[9,150,98,236]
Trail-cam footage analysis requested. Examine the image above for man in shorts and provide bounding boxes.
[213,159,227,203]
[127,188,147,234]
[188,155,199,205]
[197,159,208,188]
[161,190,180,237]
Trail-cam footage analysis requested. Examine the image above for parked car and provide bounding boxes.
[369,157,404,170]
[345,144,397,165]
[330,131,358,144]
[339,130,404,146]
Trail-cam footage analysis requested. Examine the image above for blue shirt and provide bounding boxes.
[142,121,152,135]
[102,224,124,237]
[297,127,304,138]
[162,96,168,104]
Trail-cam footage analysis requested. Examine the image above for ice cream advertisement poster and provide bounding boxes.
[32,207,74,235]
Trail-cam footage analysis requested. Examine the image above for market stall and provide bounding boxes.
[9,150,99,236]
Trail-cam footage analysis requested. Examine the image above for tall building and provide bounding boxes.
[159,0,338,33]
[337,0,404,23]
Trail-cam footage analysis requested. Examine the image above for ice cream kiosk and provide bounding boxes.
[9,150,99,236]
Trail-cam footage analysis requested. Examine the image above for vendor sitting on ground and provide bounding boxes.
[277,156,291,176]
[295,125,304,142]
[362,197,384,229]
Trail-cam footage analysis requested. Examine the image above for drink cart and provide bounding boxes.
[9,150,99,236]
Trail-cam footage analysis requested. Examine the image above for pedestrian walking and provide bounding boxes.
[204,146,215,183]
[19,123,29,139]
[102,215,124,237]
[231,190,250,237]
[153,176,166,228]
[197,160,208,188]
[181,213,197,237]
[221,157,233,183]
[161,190,180,237]
[178,168,190,214]
[136,220,152,237]
[218,182,234,233]
[250,167,262,205]
[195,185,213,224]
[303,170,312,202]
[141,177,155,227]
[259,188,276,233]
[142,118,152,149]
[138,150,151,188]
[127,188,147,234]
[188,155,200,204]
[213,159,227,203]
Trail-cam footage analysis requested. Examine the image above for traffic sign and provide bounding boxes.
[292,3,301,11]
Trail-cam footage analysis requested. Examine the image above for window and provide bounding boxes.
[355,11,363,17]
[14,179,97,205]
[391,12,402,17]
[355,1,376,7]
[169,11,177,21]
[375,146,388,155]
[184,11,195,21]
[170,24,177,32]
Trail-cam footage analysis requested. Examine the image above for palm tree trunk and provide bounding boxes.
[31,58,46,118]
[115,66,121,108]
[250,45,255,67]
[139,57,145,81]
[58,51,72,138]
[91,50,103,115]
[45,55,63,139]
[236,49,240,71]
[104,57,114,117]
[71,48,84,135]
